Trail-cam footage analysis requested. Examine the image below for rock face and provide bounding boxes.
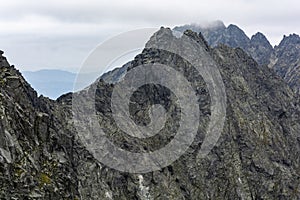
[174,21,273,66]
[1,28,300,199]
[248,32,274,66]
[174,22,300,95]
[269,34,300,94]
[0,51,81,199]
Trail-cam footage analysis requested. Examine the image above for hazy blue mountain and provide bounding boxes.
[22,69,77,99]
[21,69,101,99]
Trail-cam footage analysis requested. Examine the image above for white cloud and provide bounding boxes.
[0,0,299,71]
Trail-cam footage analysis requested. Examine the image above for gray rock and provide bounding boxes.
[0,27,300,199]
[174,22,300,95]
[269,34,300,94]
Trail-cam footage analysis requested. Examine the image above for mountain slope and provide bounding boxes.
[248,32,274,66]
[0,50,82,198]
[174,22,300,96]
[0,28,300,199]
[269,34,300,94]
[174,22,273,66]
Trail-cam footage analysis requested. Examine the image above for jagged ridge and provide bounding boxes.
[174,22,300,95]
[0,27,300,199]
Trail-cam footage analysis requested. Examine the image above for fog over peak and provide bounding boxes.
[0,0,299,71]
[188,20,226,30]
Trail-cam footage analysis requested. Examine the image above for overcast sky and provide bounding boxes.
[0,0,299,72]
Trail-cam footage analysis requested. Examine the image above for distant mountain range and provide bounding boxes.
[22,70,76,99]
[22,69,103,99]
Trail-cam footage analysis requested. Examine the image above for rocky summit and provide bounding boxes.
[174,22,300,95]
[269,34,300,95]
[174,21,273,66]
[0,27,300,199]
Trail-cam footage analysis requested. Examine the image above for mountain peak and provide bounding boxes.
[226,24,249,38]
[0,50,6,62]
[197,20,226,30]
[251,32,273,49]
[145,27,174,48]
[173,20,226,34]
[212,20,226,28]
[272,33,300,94]
[251,32,268,40]
[148,27,173,40]
[285,33,300,38]
[279,33,300,47]
[227,24,239,30]
[0,50,10,69]
[146,27,209,51]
